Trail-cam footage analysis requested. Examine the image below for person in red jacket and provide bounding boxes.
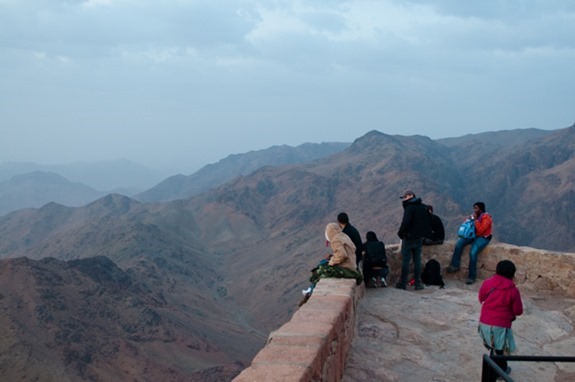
[446,201,493,284]
[478,260,523,378]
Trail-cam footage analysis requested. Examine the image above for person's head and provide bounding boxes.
[496,260,516,280]
[337,212,349,226]
[325,222,342,242]
[400,190,415,201]
[427,205,434,214]
[473,202,486,215]
[366,231,378,242]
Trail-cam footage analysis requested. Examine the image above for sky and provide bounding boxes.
[2,0,574,175]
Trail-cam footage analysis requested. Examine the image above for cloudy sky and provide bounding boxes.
[2,0,574,174]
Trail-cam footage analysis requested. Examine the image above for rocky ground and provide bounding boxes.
[343,279,575,382]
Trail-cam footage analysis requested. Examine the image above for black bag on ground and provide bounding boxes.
[421,259,445,288]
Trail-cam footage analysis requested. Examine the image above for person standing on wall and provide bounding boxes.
[395,190,432,291]
[447,201,493,285]
[337,212,363,270]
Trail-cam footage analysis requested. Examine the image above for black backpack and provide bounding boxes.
[421,259,445,288]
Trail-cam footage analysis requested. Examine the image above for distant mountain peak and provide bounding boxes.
[136,141,350,202]
[10,170,68,182]
[68,256,132,287]
[85,194,140,216]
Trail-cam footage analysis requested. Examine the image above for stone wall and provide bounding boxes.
[386,241,575,297]
[232,278,364,382]
[233,243,575,382]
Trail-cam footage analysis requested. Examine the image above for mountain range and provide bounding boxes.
[0,158,166,195]
[0,143,349,216]
[0,123,573,381]
[135,142,350,202]
[0,171,107,217]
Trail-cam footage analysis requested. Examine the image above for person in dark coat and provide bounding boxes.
[337,212,363,269]
[362,231,389,288]
[396,190,432,290]
[423,205,445,245]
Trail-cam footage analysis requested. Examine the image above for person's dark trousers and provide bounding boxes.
[398,238,424,287]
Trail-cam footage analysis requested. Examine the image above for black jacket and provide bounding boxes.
[397,197,432,240]
[363,240,387,267]
[428,213,445,241]
[343,223,363,263]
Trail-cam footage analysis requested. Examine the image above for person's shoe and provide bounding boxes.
[415,284,425,290]
[302,287,313,295]
[465,278,476,285]
[395,283,406,290]
[446,265,460,273]
[380,277,388,288]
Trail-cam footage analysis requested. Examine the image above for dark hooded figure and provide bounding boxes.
[423,205,445,245]
[396,190,432,290]
[362,231,389,288]
[337,212,363,268]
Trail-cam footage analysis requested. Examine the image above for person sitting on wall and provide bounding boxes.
[362,231,389,288]
[299,222,363,306]
[337,212,363,270]
[446,201,493,285]
[423,205,445,245]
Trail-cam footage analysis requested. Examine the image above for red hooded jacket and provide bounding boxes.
[474,212,492,237]
[478,274,523,328]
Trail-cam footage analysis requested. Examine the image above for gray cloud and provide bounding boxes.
[2,0,574,174]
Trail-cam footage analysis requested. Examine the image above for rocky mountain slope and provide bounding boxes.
[0,255,253,381]
[451,125,575,249]
[0,194,264,381]
[135,142,350,202]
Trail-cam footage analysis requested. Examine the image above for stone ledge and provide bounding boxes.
[384,241,575,297]
[233,278,364,382]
